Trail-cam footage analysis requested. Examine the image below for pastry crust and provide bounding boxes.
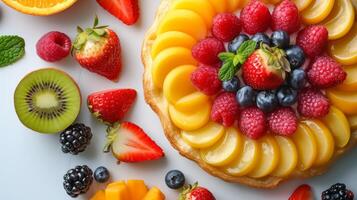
[141,0,357,188]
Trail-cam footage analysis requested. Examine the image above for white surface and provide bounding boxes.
[0,1,357,199]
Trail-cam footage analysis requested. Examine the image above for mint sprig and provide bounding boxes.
[218,40,256,81]
[0,35,25,68]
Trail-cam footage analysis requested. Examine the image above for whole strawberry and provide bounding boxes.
[238,106,267,139]
[267,107,298,136]
[87,89,137,124]
[272,0,300,34]
[298,88,330,118]
[240,0,271,34]
[296,25,328,58]
[179,183,215,200]
[211,92,239,127]
[73,16,121,82]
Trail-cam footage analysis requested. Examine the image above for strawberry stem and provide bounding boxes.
[103,123,121,152]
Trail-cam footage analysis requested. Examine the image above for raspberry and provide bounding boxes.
[307,55,347,88]
[36,31,71,62]
[191,66,222,96]
[191,37,225,65]
[238,106,267,139]
[240,0,271,35]
[212,13,242,42]
[267,107,298,136]
[211,92,239,127]
[296,25,328,58]
[272,0,300,34]
[297,88,330,118]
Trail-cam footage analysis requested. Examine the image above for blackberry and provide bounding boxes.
[322,183,354,200]
[60,123,92,155]
[63,165,93,198]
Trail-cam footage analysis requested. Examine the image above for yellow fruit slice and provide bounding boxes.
[227,0,242,11]
[200,127,243,166]
[301,0,335,24]
[127,180,148,200]
[353,0,357,13]
[248,135,280,178]
[169,102,211,131]
[157,9,207,40]
[262,0,283,5]
[293,0,314,11]
[2,0,77,15]
[224,137,261,176]
[302,120,335,166]
[238,0,251,8]
[329,22,357,65]
[90,190,105,200]
[152,47,197,89]
[322,106,351,148]
[321,0,355,40]
[142,187,165,200]
[348,114,357,130]
[105,182,130,200]
[272,136,298,177]
[208,0,227,13]
[326,89,357,115]
[336,64,357,91]
[175,92,210,112]
[163,65,197,104]
[181,122,225,148]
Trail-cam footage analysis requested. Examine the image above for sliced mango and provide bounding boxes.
[348,114,357,130]
[293,0,314,11]
[208,0,227,13]
[326,88,357,115]
[127,180,148,200]
[272,136,298,177]
[143,187,165,200]
[90,190,105,200]
[336,64,357,91]
[105,181,130,200]
[301,0,335,24]
[181,122,225,148]
[175,92,210,112]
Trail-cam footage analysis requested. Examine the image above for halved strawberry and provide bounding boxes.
[105,122,164,162]
[289,184,313,200]
[96,0,139,25]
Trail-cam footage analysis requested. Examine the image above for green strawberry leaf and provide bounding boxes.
[0,35,25,68]
[219,62,239,81]
[237,40,257,63]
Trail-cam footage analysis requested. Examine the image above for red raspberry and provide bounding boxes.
[240,0,271,35]
[212,13,242,42]
[267,107,298,136]
[307,55,347,88]
[211,92,239,127]
[191,66,222,96]
[297,88,330,118]
[272,0,300,34]
[191,37,225,65]
[238,106,267,139]
[296,25,328,58]
[36,31,71,62]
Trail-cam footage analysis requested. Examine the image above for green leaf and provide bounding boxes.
[0,35,25,68]
[218,52,234,62]
[93,28,106,36]
[237,40,257,63]
[233,55,240,66]
[219,62,239,81]
[93,15,99,28]
[77,26,84,33]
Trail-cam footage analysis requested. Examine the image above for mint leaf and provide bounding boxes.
[237,40,257,63]
[0,36,25,68]
[219,62,239,81]
[218,52,235,62]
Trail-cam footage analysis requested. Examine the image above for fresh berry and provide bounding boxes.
[36,31,71,62]
[307,55,347,88]
[240,0,271,35]
[256,90,278,113]
[105,122,164,162]
[60,123,93,155]
[271,30,290,49]
[289,184,313,200]
[63,165,93,197]
[251,32,271,48]
[94,166,110,183]
[297,88,330,118]
[238,107,266,139]
[277,86,298,106]
[267,107,298,136]
[236,86,256,107]
[211,92,239,127]
[73,17,121,81]
[212,13,242,42]
[285,45,305,69]
[322,183,354,200]
[96,0,139,25]
[87,89,137,124]
[289,69,306,90]
[296,25,328,58]
[192,37,225,65]
[179,183,216,200]
[191,66,222,96]
[222,76,240,92]
[228,34,250,53]
[272,0,300,34]
[165,170,185,189]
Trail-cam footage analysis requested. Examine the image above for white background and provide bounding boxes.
[0,0,357,199]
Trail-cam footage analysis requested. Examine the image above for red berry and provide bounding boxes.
[192,37,225,65]
[272,0,300,34]
[289,184,312,200]
[189,187,216,200]
[240,0,271,35]
[211,92,239,127]
[297,88,330,118]
[212,13,242,42]
[296,25,328,58]
[307,55,346,88]
[238,107,267,139]
[267,107,298,136]
[191,66,222,96]
[36,31,71,62]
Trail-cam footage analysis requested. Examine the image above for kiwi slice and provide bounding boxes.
[14,68,81,134]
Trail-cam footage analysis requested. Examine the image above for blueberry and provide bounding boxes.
[94,166,110,183]
[228,34,250,53]
[277,87,298,106]
[236,86,256,107]
[165,170,185,189]
[256,91,278,112]
[286,45,305,69]
[289,69,306,90]
[251,33,271,48]
[271,30,290,49]
[223,76,240,92]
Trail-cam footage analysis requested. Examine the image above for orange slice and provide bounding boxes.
[301,0,335,24]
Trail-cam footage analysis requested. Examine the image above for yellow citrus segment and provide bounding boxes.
[175,92,210,112]
[227,0,243,11]
[272,136,298,177]
[302,120,335,166]
[2,0,77,15]
[157,9,208,40]
[301,0,335,24]
[322,106,351,148]
[348,115,357,130]
[90,190,105,200]
[200,127,243,166]
[326,88,357,115]
[181,122,225,148]
[336,64,357,91]
[208,0,227,13]
[293,0,314,11]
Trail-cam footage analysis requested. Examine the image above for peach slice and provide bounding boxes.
[142,187,165,200]
[105,181,130,200]
[208,0,227,13]
[348,114,357,130]
[272,136,298,177]
[301,0,335,24]
[175,92,210,112]
[127,180,148,200]
[227,0,243,11]
[293,0,314,11]
[262,0,283,5]
[336,64,357,91]
[238,0,251,8]
[90,190,105,200]
[181,122,225,148]
[326,88,357,115]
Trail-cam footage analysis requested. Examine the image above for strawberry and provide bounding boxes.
[96,0,139,25]
[179,183,215,200]
[104,122,164,162]
[73,16,121,82]
[87,89,137,124]
[289,184,313,200]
